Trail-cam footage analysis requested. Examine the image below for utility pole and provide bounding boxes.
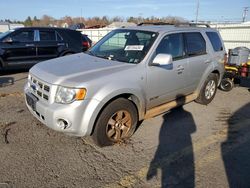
[195,0,200,23]
[242,7,249,22]
[80,8,83,23]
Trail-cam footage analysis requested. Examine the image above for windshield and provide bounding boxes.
[88,29,158,64]
[0,30,14,40]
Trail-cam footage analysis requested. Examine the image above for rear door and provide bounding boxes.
[36,30,64,61]
[2,29,37,66]
[184,32,211,90]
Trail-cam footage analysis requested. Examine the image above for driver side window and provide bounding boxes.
[12,31,34,42]
[156,33,184,61]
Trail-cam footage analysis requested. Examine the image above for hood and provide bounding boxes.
[30,53,134,86]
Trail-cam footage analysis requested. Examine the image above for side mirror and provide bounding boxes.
[3,37,13,43]
[152,54,173,66]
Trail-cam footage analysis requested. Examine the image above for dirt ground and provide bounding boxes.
[0,69,250,188]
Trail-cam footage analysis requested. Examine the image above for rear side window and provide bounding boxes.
[185,32,206,56]
[156,33,184,60]
[40,31,56,41]
[206,32,223,51]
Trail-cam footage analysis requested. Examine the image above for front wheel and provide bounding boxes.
[92,98,138,147]
[195,73,218,105]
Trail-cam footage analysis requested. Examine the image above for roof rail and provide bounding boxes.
[137,22,210,28]
[137,22,175,26]
[188,23,210,28]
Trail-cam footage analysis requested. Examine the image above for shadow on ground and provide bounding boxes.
[147,95,196,188]
[221,102,250,188]
[0,66,30,76]
[0,77,14,87]
[0,67,29,88]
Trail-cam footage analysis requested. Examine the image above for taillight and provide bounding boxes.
[82,41,90,48]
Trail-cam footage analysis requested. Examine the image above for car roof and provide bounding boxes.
[16,27,80,32]
[121,25,217,34]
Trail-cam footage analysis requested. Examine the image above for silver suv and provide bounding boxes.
[24,23,225,147]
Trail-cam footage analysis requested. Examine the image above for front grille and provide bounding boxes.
[44,85,50,92]
[29,75,51,101]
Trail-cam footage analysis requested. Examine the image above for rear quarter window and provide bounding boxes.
[185,32,206,57]
[206,32,223,52]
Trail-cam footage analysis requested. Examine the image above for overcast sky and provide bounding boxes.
[1,0,249,22]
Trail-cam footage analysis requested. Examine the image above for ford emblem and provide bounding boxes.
[31,84,37,91]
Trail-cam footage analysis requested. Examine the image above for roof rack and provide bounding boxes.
[137,22,210,28]
[185,23,210,28]
[137,22,175,26]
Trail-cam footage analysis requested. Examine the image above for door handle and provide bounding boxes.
[57,43,65,46]
[205,60,212,64]
[177,65,184,72]
[25,44,35,47]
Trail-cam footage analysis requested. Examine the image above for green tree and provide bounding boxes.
[24,16,32,26]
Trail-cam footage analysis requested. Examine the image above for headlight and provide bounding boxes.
[55,86,87,104]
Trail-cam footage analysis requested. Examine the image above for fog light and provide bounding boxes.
[57,119,69,129]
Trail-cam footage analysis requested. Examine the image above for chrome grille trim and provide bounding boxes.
[29,75,51,102]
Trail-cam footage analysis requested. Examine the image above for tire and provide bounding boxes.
[63,52,73,56]
[219,78,234,92]
[92,98,138,147]
[195,73,218,105]
[0,58,4,71]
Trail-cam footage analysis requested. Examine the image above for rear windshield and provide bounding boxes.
[206,32,223,51]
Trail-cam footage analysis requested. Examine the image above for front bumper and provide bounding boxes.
[24,83,102,137]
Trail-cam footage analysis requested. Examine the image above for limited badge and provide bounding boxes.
[125,45,144,51]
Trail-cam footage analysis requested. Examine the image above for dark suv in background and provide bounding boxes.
[0,27,92,69]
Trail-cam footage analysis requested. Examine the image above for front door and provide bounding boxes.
[146,33,191,109]
[3,29,37,66]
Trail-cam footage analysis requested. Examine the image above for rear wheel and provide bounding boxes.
[92,98,138,147]
[195,73,218,105]
[219,78,234,92]
[63,52,73,56]
[0,59,3,71]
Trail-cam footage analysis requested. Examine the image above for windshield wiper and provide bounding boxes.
[86,52,110,60]
[86,52,129,63]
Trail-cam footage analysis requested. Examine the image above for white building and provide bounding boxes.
[0,22,24,33]
[211,22,250,51]
[79,22,136,43]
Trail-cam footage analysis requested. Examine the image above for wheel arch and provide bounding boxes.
[59,50,75,57]
[195,66,222,95]
[0,57,4,68]
[89,93,143,135]
[211,69,221,85]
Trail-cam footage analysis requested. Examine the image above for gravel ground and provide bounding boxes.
[0,70,250,188]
